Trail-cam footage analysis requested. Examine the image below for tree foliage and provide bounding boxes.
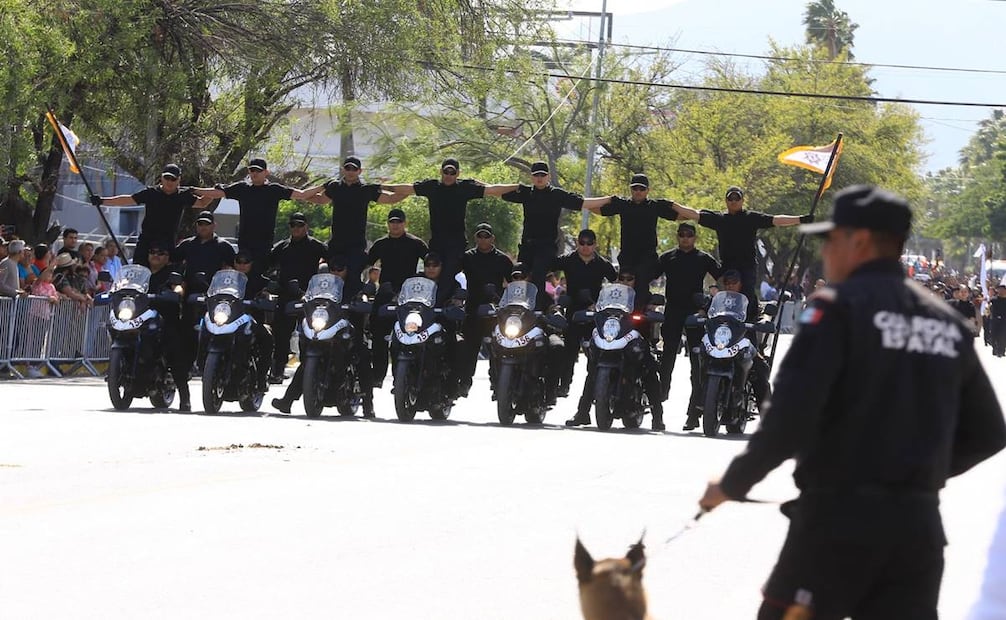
[803,0,859,60]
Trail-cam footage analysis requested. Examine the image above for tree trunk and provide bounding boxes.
[340,65,357,160]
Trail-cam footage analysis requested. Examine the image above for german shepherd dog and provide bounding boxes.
[574,536,651,620]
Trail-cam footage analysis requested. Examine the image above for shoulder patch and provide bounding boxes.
[798,305,824,325]
[808,286,837,303]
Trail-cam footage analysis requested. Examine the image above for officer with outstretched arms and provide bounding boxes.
[698,186,1006,619]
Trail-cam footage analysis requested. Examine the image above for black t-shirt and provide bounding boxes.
[223,182,294,251]
[367,233,430,292]
[413,179,485,249]
[948,299,976,320]
[989,296,1006,320]
[324,180,383,253]
[131,186,199,241]
[600,197,678,258]
[269,235,328,298]
[502,184,583,244]
[173,235,237,286]
[697,209,774,270]
[460,246,514,310]
[657,247,722,310]
[553,251,617,311]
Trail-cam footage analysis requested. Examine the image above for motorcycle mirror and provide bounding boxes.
[649,294,666,306]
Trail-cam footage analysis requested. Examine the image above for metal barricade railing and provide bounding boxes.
[0,296,16,377]
[44,298,94,376]
[8,296,61,377]
[83,305,112,368]
[778,300,798,334]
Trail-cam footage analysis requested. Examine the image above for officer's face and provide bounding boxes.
[248,167,267,185]
[440,167,458,185]
[725,193,744,213]
[723,278,741,292]
[161,174,180,192]
[148,249,169,269]
[475,231,494,251]
[196,221,215,239]
[424,262,442,280]
[821,227,863,283]
[234,257,252,274]
[342,164,361,183]
[677,228,696,251]
[387,220,406,237]
[531,172,549,189]
[576,236,596,259]
[630,185,648,202]
[289,221,308,240]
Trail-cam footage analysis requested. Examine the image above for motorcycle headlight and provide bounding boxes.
[405,311,423,334]
[116,298,136,321]
[212,302,232,326]
[714,324,732,350]
[602,317,620,342]
[503,315,522,339]
[311,307,330,331]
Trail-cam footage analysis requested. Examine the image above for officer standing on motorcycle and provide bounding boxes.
[583,173,679,304]
[699,186,1006,619]
[552,229,616,403]
[367,208,429,386]
[146,240,191,411]
[655,222,722,423]
[267,212,328,383]
[501,161,612,310]
[457,222,514,397]
[672,186,809,322]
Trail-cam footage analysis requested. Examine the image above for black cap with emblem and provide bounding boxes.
[800,185,912,238]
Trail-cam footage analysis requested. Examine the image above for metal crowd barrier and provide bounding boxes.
[1,296,112,378]
[778,300,799,334]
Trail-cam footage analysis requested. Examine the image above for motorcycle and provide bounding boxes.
[687,290,775,437]
[99,265,181,410]
[379,276,465,422]
[482,281,566,426]
[290,272,372,418]
[574,284,664,430]
[193,269,275,414]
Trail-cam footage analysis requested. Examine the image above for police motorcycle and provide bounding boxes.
[289,272,372,418]
[377,276,466,422]
[98,265,181,410]
[192,269,275,414]
[686,290,775,437]
[481,281,567,426]
[573,283,664,430]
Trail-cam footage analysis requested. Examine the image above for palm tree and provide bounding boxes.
[803,0,859,60]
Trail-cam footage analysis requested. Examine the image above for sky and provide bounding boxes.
[562,0,1006,173]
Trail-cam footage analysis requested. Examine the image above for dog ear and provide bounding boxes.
[574,537,595,583]
[626,533,646,574]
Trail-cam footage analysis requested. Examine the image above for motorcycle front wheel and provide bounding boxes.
[202,351,226,414]
[593,367,616,431]
[393,360,418,422]
[726,382,754,435]
[302,356,327,419]
[107,348,134,410]
[496,363,518,426]
[148,365,176,409]
[702,375,727,437]
[239,391,264,412]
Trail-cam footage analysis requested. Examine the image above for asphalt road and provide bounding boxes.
[2,337,1004,619]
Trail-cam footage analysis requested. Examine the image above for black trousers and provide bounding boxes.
[758,495,944,620]
[617,253,658,306]
[738,267,761,323]
[660,308,703,404]
[459,314,492,389]
[517,240,557,309]
[560,322,591,392]
[991,316,1006,355]
[370,315,394,384]
[329,246,368,299]
[271,311,296,375]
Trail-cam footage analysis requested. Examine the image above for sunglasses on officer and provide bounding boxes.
[148,249,169,256]
[289,221,306,228]
[235,257,252,265]
[677,230,695,238]
[342,164,360,171]
[475,232,493,239]
[577,238,595,246]
[726,193,743,202]
[442,168,458,176]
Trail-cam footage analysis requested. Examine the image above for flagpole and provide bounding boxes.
[767,132,843,370]
[46,108,127,261]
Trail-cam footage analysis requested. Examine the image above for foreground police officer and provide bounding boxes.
[699,185,1006,619]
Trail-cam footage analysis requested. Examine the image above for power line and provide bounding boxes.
[443,62,1006,108]
[542,37,1006,76]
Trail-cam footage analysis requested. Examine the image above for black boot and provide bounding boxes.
[362,395,375,418]
[271,397,292,414]
[683,406,701,431]
[177,383,191,412]
[565,409,591,427]
[651,406,665,431]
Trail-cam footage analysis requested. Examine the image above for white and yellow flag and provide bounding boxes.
[778,139,843,191]
[45,111,81,174]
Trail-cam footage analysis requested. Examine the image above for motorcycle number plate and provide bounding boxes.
[117,317,145,330]
[497,331,532,347]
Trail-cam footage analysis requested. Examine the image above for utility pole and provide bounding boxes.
[580,0,610,231]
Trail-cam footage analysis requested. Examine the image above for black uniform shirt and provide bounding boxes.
[460,246,514,310]
[553,251,617,311]
[719,259,1006,500]
[148,264,183,321]
[413,179,485,249]
[173,235,236,287]
[367,233,429,291]
[223,182,294,250]
[131,186,198,241]
[502,184,583,243]
[657,247,722,311]
[948,298,976,321]
[601,197,678,259]
[324,179,383,253]
[698,209,774,270]
[990,296,1006,320]
[269,235,328,299]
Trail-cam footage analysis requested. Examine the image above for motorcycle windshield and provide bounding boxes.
[304,273,344,303]
[398,277,436,307]
[114,265,151,293]
[207,269,247,298]
[596,283,634,312]
[499,281,537,310]
[708,291,748,321]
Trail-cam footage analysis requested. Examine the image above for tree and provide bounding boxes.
[803,0,859,60]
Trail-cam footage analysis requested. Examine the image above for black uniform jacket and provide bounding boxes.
[720,259,1005,500]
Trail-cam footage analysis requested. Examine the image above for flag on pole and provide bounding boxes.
[44,111,81,174]
[778,139,843,191]
[974,243,989,314]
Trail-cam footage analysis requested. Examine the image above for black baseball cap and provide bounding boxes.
[161,164,181,179]
[147,239,171,253]
[474,222,493,236]
[677,222,696,235]
[630,173,649,188]
[288,212,307,225]
[248,158,267,171]
[577,229,597,243]
[235,249,254,263]
[800,185,913,238]
[725,186,744,199]
[722,269,742,282]
[342,156,362,169]
[195,210,215,224]
[387,208,406,222]
[511,262,528,277]
[441,158,459,173]
[423,252,442,266]
[530,161,549,175]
